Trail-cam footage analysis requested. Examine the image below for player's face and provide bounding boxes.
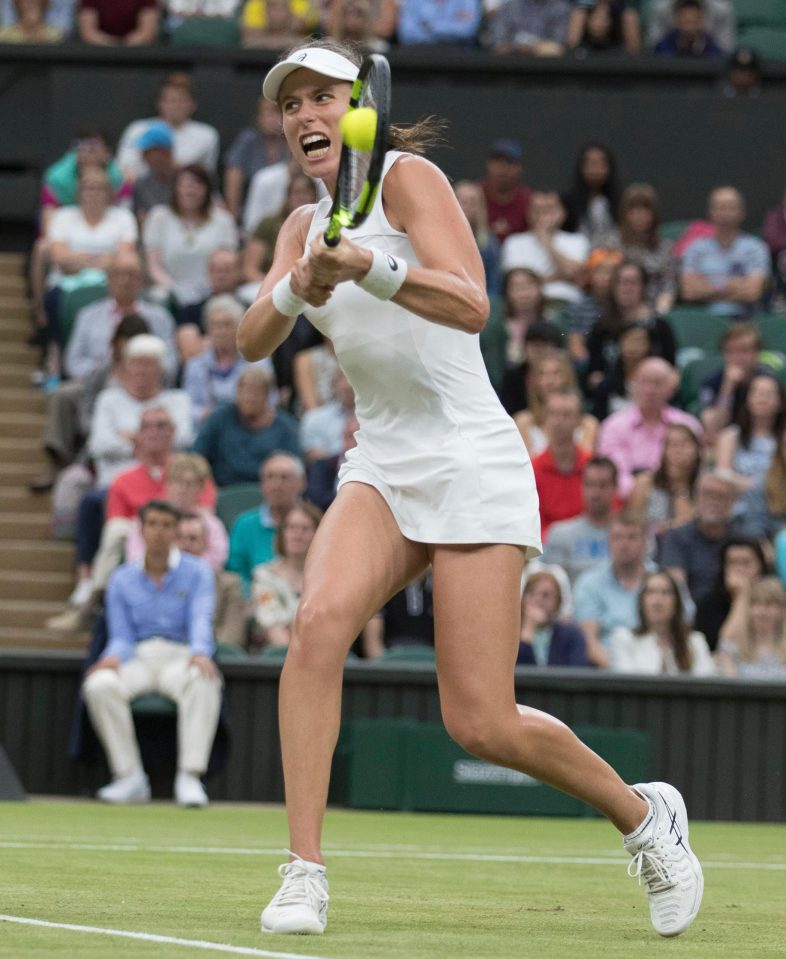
[279,70,352,184]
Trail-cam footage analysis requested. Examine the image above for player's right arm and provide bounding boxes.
[237,205,316,362]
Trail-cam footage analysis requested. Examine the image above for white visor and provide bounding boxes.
[263,48,359,103]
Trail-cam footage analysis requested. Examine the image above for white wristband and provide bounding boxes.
[271,273,308,316]
[356,248,408,300]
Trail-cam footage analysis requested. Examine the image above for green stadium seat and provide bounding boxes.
[738,27,786,60]
[734,0,786,29]
[215,642,249,663]
[131,693,176,716]
[660,219,694,243]
[169,18,241,46]
[678,353,723,415]
[755,313,786,356]
[664,305,727,353]
[216,483,263,532]
[58,282,108,347]
[380,644,436,663]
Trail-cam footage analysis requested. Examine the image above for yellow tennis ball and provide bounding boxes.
[340,107,378,151]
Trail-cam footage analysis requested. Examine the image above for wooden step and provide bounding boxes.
[0,274,26,291]
[0,293,29,310]
[0,540,74,572]
[0,463,49,486]
[0,365,39,388]
[0,511,52,539]
[0,412,45,439]
[0,626,89,653]
[0,388,46,414]
[0,317,32,333]
[0,570,73,601]
[0,437,47,464]
[0,486,51,512]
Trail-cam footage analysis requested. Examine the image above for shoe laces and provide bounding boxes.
[272,851,329,910]
[627,841,675,895]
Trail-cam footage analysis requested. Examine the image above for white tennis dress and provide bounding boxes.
[303,151,541,554]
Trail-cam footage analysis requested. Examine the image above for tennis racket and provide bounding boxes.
[323,53,391,247]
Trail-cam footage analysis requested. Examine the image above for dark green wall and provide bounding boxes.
[1,652,784,821]
[1,46,785,234]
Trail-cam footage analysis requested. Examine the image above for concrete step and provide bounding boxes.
[0,486,51,512]
[0,365,39,388]
[0,598,69,627]
[0,317,32,334]
[0,511,52,539]
[0,437,47,464]
[0,540,74,572]
[0,253,25,274]
[0,570,73,601]
[0,342,39,364]
[0,463,48,486]
[0,412,45,439]
[0,626,89,652]
[0,388,46,414]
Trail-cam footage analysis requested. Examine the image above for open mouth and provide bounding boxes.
[301,133,331,159]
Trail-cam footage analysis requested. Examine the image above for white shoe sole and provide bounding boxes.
[261,918,325,935]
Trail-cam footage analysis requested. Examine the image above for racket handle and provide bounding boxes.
[323,231,340,248]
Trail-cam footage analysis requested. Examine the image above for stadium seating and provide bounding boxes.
[678,353,723,414]
[58,282,108,347]
[664,305,727,353]
[216,483,263,532]
[738,27,786,61]
[733,0,786,29]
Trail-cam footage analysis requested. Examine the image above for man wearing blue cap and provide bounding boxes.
[478,137,531,245]
[133,122,175,225]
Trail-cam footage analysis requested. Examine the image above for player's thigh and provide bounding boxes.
[431,543,524,724]
[293,481,429,653]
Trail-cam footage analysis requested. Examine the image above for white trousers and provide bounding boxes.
[91,517,132,592]
[83,638,222,779]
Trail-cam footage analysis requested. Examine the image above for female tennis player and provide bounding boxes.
[237,38,703,940]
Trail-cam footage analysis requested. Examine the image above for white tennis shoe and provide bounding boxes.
[261,853,329,935]
[624,781,704,937]
[96,767,150,805]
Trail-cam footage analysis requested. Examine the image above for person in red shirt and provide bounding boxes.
[531,388,592,537]
[77,0,160,46]
[478,138,531,246]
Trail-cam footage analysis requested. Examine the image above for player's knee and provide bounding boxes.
[441,709,501,761]
[289,596,355,666]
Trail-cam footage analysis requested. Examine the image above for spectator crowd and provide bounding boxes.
[0,0,780,76]
[6,6,786,803]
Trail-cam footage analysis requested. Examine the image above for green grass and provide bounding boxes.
[0,801,784,958]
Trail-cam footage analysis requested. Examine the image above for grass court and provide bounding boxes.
[1,801,784,958]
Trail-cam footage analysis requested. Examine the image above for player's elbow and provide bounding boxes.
[465,292,489,335]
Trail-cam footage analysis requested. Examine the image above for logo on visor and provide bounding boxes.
[296,52,307,62]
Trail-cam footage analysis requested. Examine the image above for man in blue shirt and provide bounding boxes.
[681,186,770,318]
[82,500,220,807]
[193,365,300,486]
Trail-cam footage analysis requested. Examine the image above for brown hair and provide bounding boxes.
[765,429,786,516]
[652,422,702,494]
[523,570,563,612]
[274,502,324,557]
[635,570,693,671]
[528,350,579,425]
[618,182,661,250]
[276,38,447,155]
[170,164,212,221]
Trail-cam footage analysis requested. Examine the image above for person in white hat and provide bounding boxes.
[239,38,703,941]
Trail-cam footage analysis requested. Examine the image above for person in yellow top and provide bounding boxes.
[0,0,63,43]
[241,0,318,33]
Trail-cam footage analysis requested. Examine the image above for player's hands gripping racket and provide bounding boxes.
[323,53,391,247]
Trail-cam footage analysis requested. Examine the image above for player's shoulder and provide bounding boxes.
[387,152,447,189]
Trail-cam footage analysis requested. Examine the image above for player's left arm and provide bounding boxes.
[308,155,489,335]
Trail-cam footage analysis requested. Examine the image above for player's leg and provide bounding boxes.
[262,481,429,935]
[431,543,703,937]
[431,543,647,829]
